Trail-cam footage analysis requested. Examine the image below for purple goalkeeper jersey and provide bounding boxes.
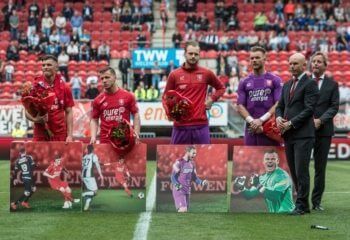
[237,72,282,118]
[172,158,197,194]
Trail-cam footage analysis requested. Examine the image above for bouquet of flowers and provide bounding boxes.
[108,119,136,155]
[262,115,283,143]
[21,82,56,139]
[162,90,193,122]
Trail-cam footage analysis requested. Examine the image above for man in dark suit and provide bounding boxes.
[310,51,339,211]
[276,53,319,215]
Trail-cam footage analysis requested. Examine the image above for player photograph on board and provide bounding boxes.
[157,144,228,213]
[10,141,82,212]
[83,143,146,212]
[231,146,295,213]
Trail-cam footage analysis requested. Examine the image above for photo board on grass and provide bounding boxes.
[156,144,228,213]
[230,146,295,213]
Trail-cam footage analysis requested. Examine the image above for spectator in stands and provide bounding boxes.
[345,3,350,22]
[214,1,225,31]
[172,31,182,48]
[62,2,74,21]
[59,29,70,47]
[86,74,98,86]
[254,12,268,31]
[237,32,248,51]
[294,4,304,18]
[58,51,69,82]
[4,61,14,82]
[82,0,93,22]
[304,2,313,18]
[55,12,67,34]
[307,14,317,32]
[326,15,336,31]
[151,61,162,89]
[218,35,229,51]
[6,41,19,61]
[278,31,290,51]
[41,12,54,37]
[185,12,196,31]
[111,2,122,22]
[12,122,26,138]
[136,32,147,48]
[247,31,259,49]
[46,43,58,56]
[146,85,159,101]
[79,43,90,61]
[80,29,91,46]
[70,72,83,99]
[120,10,132,31]
[27,11,38,37]
[134,84,146,101]
[49,29,59,45]
[226,15,239,31]
[2,0,16,31]
[268,31,279,51]
[315,4,326,22]
[118,56,131,85]
[85,83,99,100]
[158,75,167,95]
[334,5,345,22]
[258,32,268,50]
[336,32,348,51]
[286,15,295,31]
[295,13,307,31]
[165,60,176,77]
[198,13,209,32]
[267,10,278,31]
[18,31,28,51]
[184,29,196,42]
[284,0,295,19]
[97,42,110,62]
[9,9,19,40]
[317,15,327,32]
[0,11,4,32]
[71,11,83,37]
[41,3,55,18]
[71,30,80,44]
[134,68,149,89]
[160,0,168,31]
[319,33,329,52]
[28,0,40,16]
[28,30,40,53]
[67,41,79,61]
[205,30,219,51]
[131,12,143,31]
[216,54,230,77]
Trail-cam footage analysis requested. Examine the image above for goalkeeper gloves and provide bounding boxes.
[174,183,182,191]
[250,174,260,187]
[201,179,208,186]
[233,176,246,192]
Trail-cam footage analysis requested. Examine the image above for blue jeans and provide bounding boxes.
[72,88,81,99]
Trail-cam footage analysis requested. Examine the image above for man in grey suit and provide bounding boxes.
[310,51,339,211]
[276,53,319,215]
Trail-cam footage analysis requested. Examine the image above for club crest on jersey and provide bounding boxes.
[118,99,125,105]
[180,76,185,81]
[247,82,252,88]
[196,74,203,81]
[103,102,108,107]
[266,80,272,86]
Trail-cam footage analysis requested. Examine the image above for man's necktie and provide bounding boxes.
[289,77,298,100]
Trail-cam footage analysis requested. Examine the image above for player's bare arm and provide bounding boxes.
[205,98,213,110]
[25,110,48,124]
[65,107,73,142]
[90,118,99,144]
[133,112,141,141]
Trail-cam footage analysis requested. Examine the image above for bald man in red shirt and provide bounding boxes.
[25,55,74,142]
[164,41,225,144]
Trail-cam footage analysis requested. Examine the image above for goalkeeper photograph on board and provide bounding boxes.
[10,141,83,212]
[85,143,146,212]
[156,144,228,213]
[231,146,295,213]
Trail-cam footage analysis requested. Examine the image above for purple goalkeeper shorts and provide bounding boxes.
[171,125,210,144]
[244,129,280,146]
[172,188,190,210]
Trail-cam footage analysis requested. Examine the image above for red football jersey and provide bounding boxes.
[91,88,138,143]
[33,74,74,139]
[45,162,63,181]
[164,64,225,126]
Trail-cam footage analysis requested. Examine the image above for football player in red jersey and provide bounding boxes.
[43,154,79,209]
[104,157,133,197]
[25,55,74,142]
[164,41,225,144]
[90,67,140,144]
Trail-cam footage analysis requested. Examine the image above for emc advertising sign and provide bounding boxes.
[132,48,185,69]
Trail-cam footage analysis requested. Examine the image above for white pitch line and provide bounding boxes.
[324,191,350,194]
[132,172,156,240]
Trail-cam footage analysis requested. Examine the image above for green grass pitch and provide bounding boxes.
[1,161,350,240]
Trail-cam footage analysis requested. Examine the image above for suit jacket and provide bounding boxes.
[276,73,319,141]
[314,76,339,137]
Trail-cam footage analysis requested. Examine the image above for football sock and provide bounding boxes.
[124,187,132,196]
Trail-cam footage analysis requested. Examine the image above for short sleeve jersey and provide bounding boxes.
[91,88,138,143]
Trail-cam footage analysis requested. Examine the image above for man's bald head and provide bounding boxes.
[289,53,306,77]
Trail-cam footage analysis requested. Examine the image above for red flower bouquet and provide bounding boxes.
[21,82,56,139]
[162,90,193,122]
[262,116,283,143]
[108,119,136,155]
